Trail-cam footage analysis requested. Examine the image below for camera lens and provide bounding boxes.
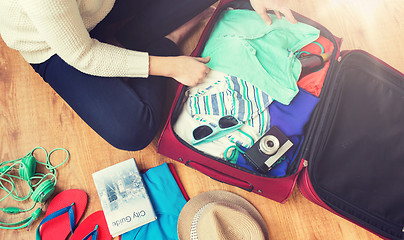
[259,135,280,155]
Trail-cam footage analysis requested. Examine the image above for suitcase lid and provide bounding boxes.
[304,49,404,239]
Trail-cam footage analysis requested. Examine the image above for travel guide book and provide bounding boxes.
[92,158,157,237]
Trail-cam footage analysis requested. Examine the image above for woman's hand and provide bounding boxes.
[250,0,297,25]
[149,55,211,86]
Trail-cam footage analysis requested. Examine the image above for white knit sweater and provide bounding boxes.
[0,0,149,78]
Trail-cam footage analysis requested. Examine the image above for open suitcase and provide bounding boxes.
[157,0,404,239]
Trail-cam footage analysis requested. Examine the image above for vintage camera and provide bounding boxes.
[244,126,293,173]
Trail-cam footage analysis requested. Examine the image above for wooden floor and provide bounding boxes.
[1,0,403,239]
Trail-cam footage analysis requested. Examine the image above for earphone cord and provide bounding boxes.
[37,147,70,186]
[0,161,33,202]
[0,217,31,229]
[0,205,43,230]
[0,147,69,218]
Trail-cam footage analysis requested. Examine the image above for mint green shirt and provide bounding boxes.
[202,9,320,105]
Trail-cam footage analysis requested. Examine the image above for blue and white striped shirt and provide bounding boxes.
[189,71,271,137]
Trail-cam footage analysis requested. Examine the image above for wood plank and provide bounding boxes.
[1,0,403,239]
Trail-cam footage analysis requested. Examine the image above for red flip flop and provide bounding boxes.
[70,211,112,240]
[36,189,88,240]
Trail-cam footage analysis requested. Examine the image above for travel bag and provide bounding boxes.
[157,0,404,239]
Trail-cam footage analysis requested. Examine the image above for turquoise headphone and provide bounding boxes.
[0,147,69,229]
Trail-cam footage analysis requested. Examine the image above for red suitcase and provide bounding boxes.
[158,0,404,239]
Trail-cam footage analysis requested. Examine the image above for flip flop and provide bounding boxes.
[70,211,112,240]
[36,189,88,240]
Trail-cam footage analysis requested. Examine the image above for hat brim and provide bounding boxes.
[177,190,269,240]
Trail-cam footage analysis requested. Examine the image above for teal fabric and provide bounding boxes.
[202,9,320,105]
[121,163,187,240]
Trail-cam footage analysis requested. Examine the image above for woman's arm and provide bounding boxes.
[18,0,149,78]
[149,56,210,86]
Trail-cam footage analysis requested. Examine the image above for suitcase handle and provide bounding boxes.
[185,161,253,192]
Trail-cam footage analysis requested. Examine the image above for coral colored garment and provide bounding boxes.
[297,36,335,97]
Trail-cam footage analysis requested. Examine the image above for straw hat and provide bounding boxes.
[177,190,269,240]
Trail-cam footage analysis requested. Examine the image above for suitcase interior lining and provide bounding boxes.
[310,51,404,237]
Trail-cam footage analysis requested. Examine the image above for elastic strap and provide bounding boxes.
[225,129,254,163]
[294,41,325,58]
[313,41,325,54]
[224,145,246,163]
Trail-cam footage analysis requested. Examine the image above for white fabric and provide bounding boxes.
[0,0,149,78]
[174,70,270,159]
[188,71,272,136]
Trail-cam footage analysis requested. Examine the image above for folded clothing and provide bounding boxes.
[121,163,187,240]
[297,35,335,97]
[175,87,319,177]
[202,9,320,105]
[175,71,271,158]
[236,88,320,177]
[188,70,272,135]
[188,70,272,146]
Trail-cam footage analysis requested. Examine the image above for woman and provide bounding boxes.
[0,0,296,151]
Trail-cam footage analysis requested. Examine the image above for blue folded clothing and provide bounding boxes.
[121,163,187,240]
[236,88,319,177]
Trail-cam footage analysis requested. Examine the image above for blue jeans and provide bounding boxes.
[31,0,216,151]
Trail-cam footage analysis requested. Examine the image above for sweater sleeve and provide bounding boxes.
[18,0,149,78]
